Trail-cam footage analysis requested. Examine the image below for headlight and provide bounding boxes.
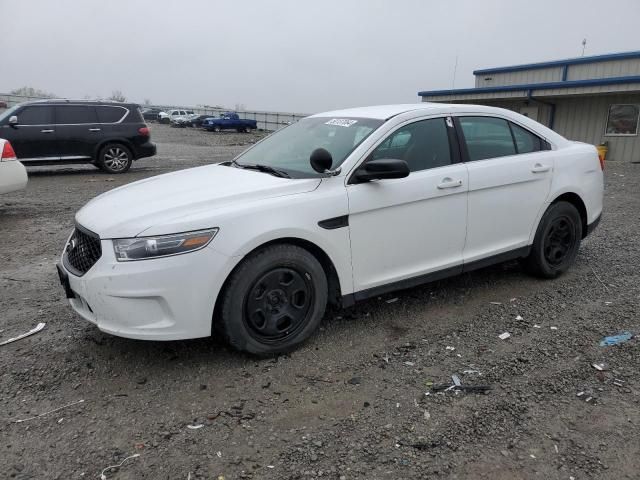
[113,228,218,261]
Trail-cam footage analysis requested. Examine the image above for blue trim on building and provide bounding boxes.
[418,75,640,97]
[472,50,640,75]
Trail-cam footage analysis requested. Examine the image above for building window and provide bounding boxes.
[605,104,639,136]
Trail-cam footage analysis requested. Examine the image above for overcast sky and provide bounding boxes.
[1,0,639,113]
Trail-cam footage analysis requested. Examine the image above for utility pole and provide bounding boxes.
[452,54,459,89]
[582,38,587,56]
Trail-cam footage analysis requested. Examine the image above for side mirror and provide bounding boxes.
[354,158,410,183]
[310,148,333,173]
[9,115,18,127]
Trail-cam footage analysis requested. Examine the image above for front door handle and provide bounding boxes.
[531,163,551,173]
[40,129,54,133]
[88,128,101,132]
[437,178,463,189]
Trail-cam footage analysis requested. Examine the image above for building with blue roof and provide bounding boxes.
[419,51,640,162]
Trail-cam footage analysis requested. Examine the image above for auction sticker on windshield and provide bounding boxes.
[325,118,358,127]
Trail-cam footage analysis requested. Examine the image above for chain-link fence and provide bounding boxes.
[0,94,309,131]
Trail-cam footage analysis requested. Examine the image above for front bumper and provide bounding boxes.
[58,240,236,340]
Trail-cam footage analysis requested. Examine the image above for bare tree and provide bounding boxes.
[143,98,152,106]
[10,86,56,98]
[108,90,126,102]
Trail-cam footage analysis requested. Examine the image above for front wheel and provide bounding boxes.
[522,201,582,278]
[218,244,328,356]
[213,126,221,133]
[98,144,133,174]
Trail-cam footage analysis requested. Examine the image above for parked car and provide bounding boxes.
[189,114,214,128]
[202,112,257,132]
[0,100,156,173]
[56,103,603,355]
[158,109,197,125]
[140,107,162,121]
[0,139,27,194]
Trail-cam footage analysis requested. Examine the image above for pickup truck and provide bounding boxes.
[202,112,258,133]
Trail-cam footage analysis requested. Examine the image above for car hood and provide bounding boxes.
[76,164,321,238]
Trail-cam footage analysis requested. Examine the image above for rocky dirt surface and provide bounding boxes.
[0,125,638,480]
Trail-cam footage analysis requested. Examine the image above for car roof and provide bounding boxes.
[308,103,530,120]
[19,99,133,107]
[308,103,569,146]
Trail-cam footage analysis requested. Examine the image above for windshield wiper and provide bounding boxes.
[236,163,291,178]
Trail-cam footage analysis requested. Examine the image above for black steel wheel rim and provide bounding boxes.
[543,215,575,266]
[243,267,314,343]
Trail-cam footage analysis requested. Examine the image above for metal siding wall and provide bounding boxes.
[475,67,563,87]
[567,58,640,81]
[553,94,640,162]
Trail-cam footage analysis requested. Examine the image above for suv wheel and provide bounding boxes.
[218,244,328,356]
[244,126,251,133]
[98,144,133,174]
[213,126,221,133]
[522,201,582,278]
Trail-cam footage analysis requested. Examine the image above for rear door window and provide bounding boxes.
[459,116,516,161]
[55,106,98,124]
[96,106,127,123]
[18,106,54,125]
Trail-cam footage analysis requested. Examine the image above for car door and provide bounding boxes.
[455,115,555,263]
[0,105,57,160]
[347,116,469,294]
[54,105,99,159]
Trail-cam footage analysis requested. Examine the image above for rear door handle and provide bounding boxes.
[437,178,463,189]
[531,163,551,173]
[40,129,54,133]
[88,128,101,132]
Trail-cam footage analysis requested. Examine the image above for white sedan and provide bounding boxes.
[0,139,27,195]
[57,104,603,355]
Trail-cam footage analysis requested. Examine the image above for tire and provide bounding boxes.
[244,126,251,133]
[214,126,221,133]
[97,143,133,174]
[218,244,328,356]
[522,201,582,278]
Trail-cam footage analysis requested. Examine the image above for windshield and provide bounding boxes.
[0,105,20,123]
[235,116,384,178]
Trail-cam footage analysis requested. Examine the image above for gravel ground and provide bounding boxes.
[0,125,638,479]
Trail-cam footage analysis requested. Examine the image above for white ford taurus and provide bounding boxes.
[57,104,603,355]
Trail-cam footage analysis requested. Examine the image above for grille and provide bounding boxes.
[64,226,102,276]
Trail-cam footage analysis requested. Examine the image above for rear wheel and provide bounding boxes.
[522,201,582,278]
[214,126,221,133]
[244,126,251,133]
[98,143,133,174]
[218,244,328,356]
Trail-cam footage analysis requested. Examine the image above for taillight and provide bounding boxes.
[138,126,150,137]
[1,141,17,162]
[599,156,605,171]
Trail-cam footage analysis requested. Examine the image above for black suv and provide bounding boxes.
[0,100,156,173]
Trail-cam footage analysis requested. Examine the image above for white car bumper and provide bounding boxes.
[58,239,237,340]
[0,160,27,194]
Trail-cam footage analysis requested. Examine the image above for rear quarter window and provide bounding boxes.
[96,106,128,123]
